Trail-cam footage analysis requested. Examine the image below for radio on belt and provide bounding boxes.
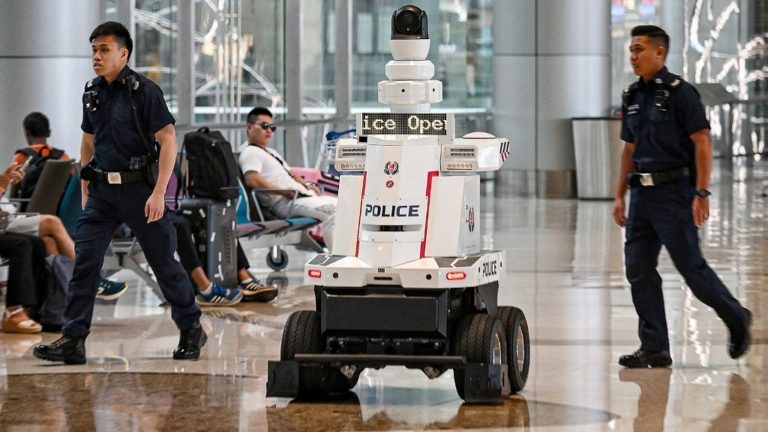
[267,4,529,404]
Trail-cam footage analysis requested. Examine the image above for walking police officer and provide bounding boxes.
[613,25,752,368]
[34,22,206,364]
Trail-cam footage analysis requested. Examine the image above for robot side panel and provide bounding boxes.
[424,175,480,256]
[331,175,365,256]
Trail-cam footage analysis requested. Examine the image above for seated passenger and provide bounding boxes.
[170,213,277,304]
[238,107,336,248]
[0,163,126,300]
[0,231,47,333]
[11,112,71,201]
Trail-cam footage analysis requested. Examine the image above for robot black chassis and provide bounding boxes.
[266,252,531,404]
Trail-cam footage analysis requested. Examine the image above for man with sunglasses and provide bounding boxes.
[239,107,337,249]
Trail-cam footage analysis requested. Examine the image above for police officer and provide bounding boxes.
[33,22,205,364]
[613,25,751,368]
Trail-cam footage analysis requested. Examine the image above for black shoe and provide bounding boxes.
[33,336,87,365]
[729,309,752,359]
[173,322,207,360]
[618,349,672,368]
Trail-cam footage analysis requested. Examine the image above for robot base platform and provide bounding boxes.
[266,280,530,404]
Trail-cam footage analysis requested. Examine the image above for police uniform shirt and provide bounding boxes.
[620,67,710,173]
[81,66,174,172]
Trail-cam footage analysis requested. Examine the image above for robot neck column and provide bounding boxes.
[391,103,430,113]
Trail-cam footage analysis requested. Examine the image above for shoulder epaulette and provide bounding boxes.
[84,77,101,91]
[654,73,683,90]
[622,82,640,112]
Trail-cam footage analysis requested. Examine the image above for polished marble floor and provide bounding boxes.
[1,157,766,431]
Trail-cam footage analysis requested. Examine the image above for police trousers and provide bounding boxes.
[625,179,748,352]
[62,181,200,338]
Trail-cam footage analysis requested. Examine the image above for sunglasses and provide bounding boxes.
[254,122,277,132]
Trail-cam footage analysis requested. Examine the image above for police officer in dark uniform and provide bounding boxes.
[613,25,751,368]
[33,22,206,364]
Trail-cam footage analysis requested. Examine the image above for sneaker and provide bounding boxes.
[729,308,752,359]
[96,278,128,301]
[240,275,278,302]
[195,283,243,306]
[33,335,87,364]
[619,349,672,368]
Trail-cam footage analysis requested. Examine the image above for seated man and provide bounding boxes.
[238,107,336,249]
[170,213,278,304]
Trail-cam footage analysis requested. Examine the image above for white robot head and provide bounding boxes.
[381,5,442,111]
[390,5,430,61]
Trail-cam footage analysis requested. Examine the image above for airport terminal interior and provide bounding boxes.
[1,0,767,430]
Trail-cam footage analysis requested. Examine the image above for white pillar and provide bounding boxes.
[493,0,610,198]
[0,0,100,163]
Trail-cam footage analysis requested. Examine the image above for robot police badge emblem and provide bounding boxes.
[384,161,399,175]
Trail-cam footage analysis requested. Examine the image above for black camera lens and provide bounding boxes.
[395,10,420,35]
[391,5,428,39]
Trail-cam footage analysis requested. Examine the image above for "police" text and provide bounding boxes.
[482,260,498,277]
[364,204,419,217]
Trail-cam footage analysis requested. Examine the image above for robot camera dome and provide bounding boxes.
[390,5,430,61]
[392,5,428,39]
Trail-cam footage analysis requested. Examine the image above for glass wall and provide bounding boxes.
[611,0,767,156]
[116,0,495,161]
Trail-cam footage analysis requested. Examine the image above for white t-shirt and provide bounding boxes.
[238,143,313,204]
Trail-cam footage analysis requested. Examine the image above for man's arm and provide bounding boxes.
[143,123,175,223]
[244,171,295,198]
[691,128,712,226]
[288,170,321,194]
[613,142,635,227]
[80,133,95,209]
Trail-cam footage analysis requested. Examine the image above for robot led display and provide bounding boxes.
[267,5,530,403]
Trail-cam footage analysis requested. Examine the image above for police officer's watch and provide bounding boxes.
[695,189,712,198]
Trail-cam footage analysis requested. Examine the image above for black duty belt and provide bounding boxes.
[92,169,146,185]
[627,167,690,188]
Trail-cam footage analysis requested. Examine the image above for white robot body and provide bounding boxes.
[309,120,508,287]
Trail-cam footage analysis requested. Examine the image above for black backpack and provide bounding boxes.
[15,146,65,199]
[180,127,239,201]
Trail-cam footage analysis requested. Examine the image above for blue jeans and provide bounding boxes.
[624,179,747,352]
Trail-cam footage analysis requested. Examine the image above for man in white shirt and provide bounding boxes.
[239,107,336,248]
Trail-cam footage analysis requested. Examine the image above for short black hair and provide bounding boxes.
[631,25,670,57]
[247,107,273,124]
[23,112,50,138]
[90,21,133,60]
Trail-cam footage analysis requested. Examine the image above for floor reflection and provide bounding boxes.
[0,158,765,431]
[267,389,619,431]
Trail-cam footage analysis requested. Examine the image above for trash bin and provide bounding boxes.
[572,117,623,200]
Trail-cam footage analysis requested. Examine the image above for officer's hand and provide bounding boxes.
[692,196,709,226]
[613,198,626,227]
[145,192,166,223]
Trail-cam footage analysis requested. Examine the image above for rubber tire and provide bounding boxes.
[280,310,357,397]
[451,313,507,400]
[497,306,530,393]
[266,248,289,271]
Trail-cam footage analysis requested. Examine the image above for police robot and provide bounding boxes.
[267,5,529,403]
